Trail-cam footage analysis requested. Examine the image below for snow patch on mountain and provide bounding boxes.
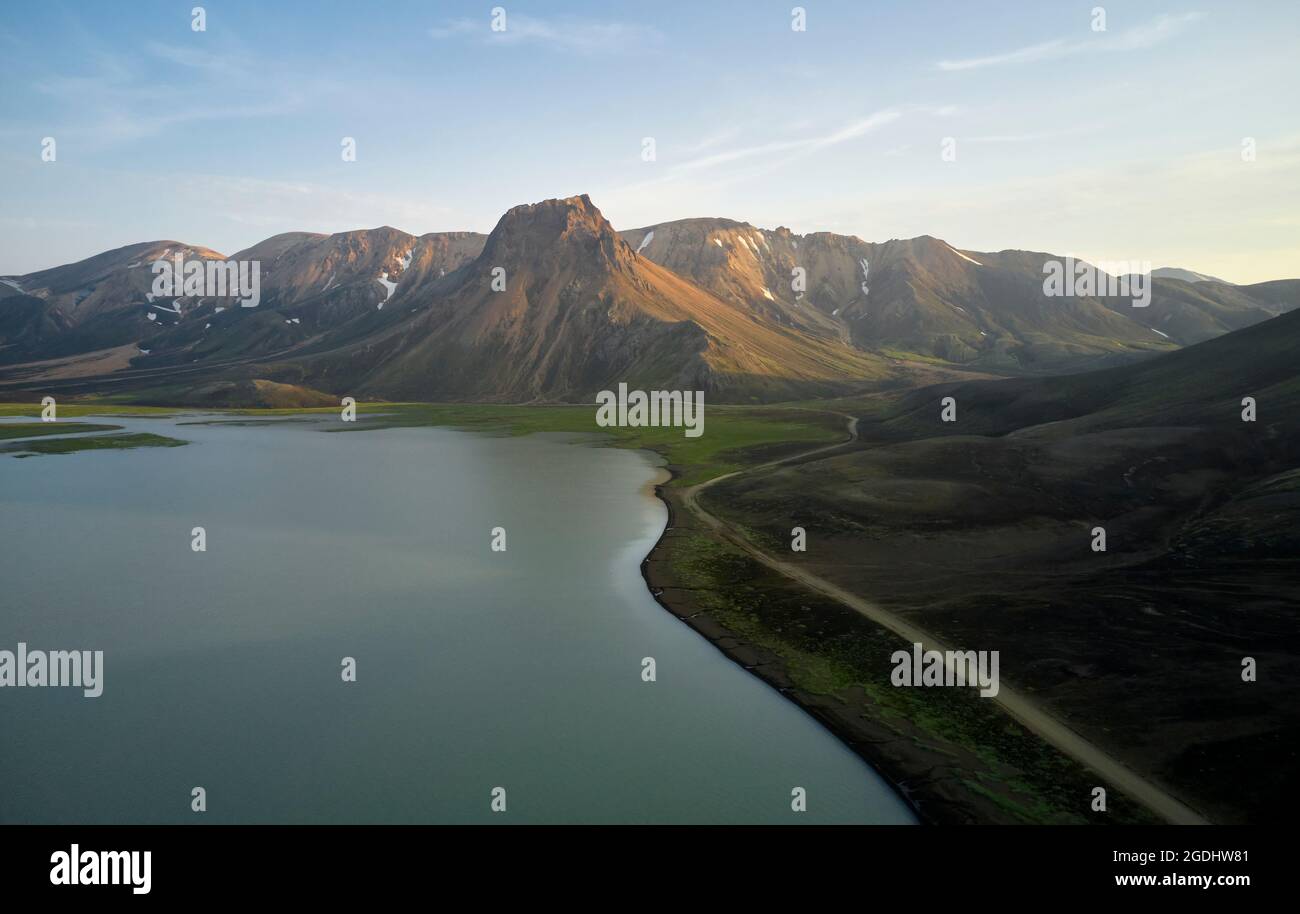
[635,231,655,254]
[946,244,983,267]
[376,272,397,308]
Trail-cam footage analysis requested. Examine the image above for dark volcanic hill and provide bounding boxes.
[705,305,1300,822]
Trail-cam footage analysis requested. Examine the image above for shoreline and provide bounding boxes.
[638,466,942,824]
[637,458,1173,826]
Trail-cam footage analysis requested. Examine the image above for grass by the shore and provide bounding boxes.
[667,530,1160,824]
[0,403,181,418]
[0,422,122,439]
[3,432,188,456]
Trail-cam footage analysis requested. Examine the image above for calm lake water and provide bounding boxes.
[0,415,914,824]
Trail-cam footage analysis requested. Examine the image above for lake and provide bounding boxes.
[0,414,914,824]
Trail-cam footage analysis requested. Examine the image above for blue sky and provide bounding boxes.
[2,0,1298,281]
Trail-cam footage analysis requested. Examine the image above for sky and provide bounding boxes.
[1,0,1298,282]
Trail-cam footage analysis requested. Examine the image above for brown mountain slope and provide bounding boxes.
[5,198,1296,400]
[230,227,486,314]
[293,196,892,401]
[118,227,486,371]
[1098,277,1299,345]
[619,219,847,340]
[0,240,229,364]
[626,219,1299,374]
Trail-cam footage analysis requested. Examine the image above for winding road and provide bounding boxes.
[682,411,1210,825]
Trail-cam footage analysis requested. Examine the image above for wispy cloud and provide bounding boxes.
[963,127,1090,145]
[937,11,1206,71]
[675,110,901,172]
[429,14,660,54]
[681,126,744,155]
[595,111,904,223]
[20,39,370,148]
[146,41,250,76]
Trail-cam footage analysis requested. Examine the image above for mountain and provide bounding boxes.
[708,306,1300,822]
[618,219,849,341]
[1097,276,1300,348]
[868,304,1300,443]
[229,227,486,314]
[0,240,226,363]
[1151,266,1230,284]
[0,228,488,373]
[624,219,1298,373]
[274,195,891,401]
[141,227,487,369]
[3,195,1298,402]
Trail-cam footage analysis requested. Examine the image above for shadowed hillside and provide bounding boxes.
[702,309,1300,823]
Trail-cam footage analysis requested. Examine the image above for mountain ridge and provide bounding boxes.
[2,194,1297,402]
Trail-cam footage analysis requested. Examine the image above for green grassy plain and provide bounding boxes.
[0,400,845,485]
